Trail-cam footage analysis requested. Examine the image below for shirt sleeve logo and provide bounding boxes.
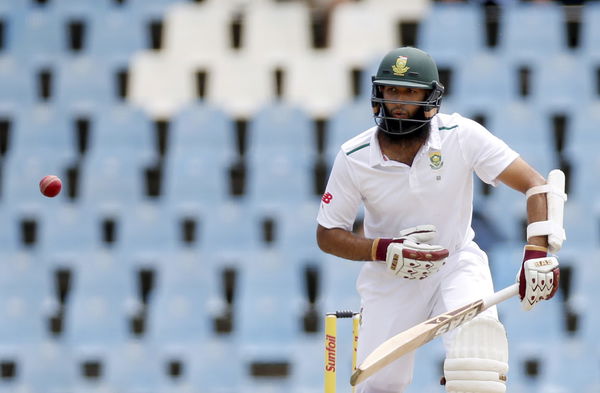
[321,192,333,204]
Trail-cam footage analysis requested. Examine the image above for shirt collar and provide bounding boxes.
[369,121,442,168]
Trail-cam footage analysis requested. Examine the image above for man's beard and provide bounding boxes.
[384,123,430,144]
[380,107,431,144]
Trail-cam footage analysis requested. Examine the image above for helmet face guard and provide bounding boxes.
[371,47,445,136]
[371,80,444,135]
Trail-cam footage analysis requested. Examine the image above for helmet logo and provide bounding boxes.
[392,56,410,76]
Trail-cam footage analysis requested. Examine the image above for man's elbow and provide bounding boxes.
[316,225,332,254]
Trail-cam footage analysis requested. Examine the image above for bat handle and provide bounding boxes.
[482,283,519,310]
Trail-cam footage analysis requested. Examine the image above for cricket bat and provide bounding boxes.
[350,283,519,386]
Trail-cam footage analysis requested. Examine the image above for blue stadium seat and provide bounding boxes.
[487,101,556,166]
[417,3,485,64]
[203,201,261,263]
[412,341,445,390]
[279,201,322,262]
[326,100,375,164]
[9,3,64,63]
[579,2,600,61]
[162,153,231,209]
[247,103,314,159]
[0,253,55,347]
[530,54,593,113]
[236,250,303,358]
[567,247,600,320]
[63,250,139,348]
[117,203,178,265]
[505,339,548,392]
[87,4,147,63]
[0,341,76,393]
[539,339,600,392]
[78,151,154,209]
[453,52,515,111]
[0,56,36,107]
[0,2,24,55]
[561,201,598,248]
[0,206,36,255]
[169,103,237,160]
[25,341,76,392]
[54,57,115,110]
[321,254,362,313]
[186,338,244,392]
[246,150,316,206]
[38,203,100,265]
[105,341,165,393]
[483,245,522,295]
[578,263,600,351]
[501,295,563,343]
[145,254,215,347]
[566,102,600,208]
[240,378,293,393]
[289,335,322,392]
[498,3,565,64]
[564,134,600,208]
[86,103,154,158]
[53,0,111,15]
[569,102,600,150]
[245,108,317,207]
[2,153,73,209]
[129,0,184,18]
[9,105,75,160]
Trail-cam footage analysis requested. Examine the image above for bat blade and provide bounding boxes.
[350,283,518,386]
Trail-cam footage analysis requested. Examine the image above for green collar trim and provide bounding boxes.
[346,143,370,155]
[438,125,458,131]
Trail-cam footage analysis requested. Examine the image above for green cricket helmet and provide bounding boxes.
[371,47,445,135]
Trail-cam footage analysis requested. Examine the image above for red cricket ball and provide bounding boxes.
[39,175,62,198]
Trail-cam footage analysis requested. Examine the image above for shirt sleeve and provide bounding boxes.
[458,118,519,186]
[316,151,363,231]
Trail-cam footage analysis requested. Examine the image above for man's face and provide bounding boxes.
[381,85,428,119]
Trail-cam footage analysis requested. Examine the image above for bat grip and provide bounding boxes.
[482,283,519,310]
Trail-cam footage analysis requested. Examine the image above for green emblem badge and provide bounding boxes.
[429,151,443,169]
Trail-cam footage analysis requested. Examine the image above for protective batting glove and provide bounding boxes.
[516,245,560,311]
[372,225,449,280]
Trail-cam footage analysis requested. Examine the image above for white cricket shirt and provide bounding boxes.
[317,112,519,254]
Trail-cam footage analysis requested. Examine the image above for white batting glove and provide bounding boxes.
[516,245,560,311]
[372,225,449,280]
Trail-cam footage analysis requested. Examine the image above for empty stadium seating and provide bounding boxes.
[0,1,598,392]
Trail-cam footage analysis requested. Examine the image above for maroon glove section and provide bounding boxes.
[547,268,561,300]
[518,246,560,302]
[401,248,449,261]
[518,247,548,300]
[374,238,450,262]
[373,238,404,261]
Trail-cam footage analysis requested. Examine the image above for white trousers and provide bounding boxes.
[354,241,498,393]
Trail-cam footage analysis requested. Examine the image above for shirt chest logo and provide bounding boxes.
[429,151,443,170]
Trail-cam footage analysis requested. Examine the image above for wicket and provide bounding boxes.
[324,311,360,393]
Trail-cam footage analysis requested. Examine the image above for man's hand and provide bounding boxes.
[373,225,449,280]
[517,245,560,311]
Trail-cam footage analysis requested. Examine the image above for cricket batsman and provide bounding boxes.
[316,47,566,393]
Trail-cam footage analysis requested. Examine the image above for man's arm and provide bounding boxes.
[495,157,548,248]
[316,225,374,261]
[496,157,563,311]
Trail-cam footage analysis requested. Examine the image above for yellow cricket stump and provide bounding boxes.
[324,311,360,393]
